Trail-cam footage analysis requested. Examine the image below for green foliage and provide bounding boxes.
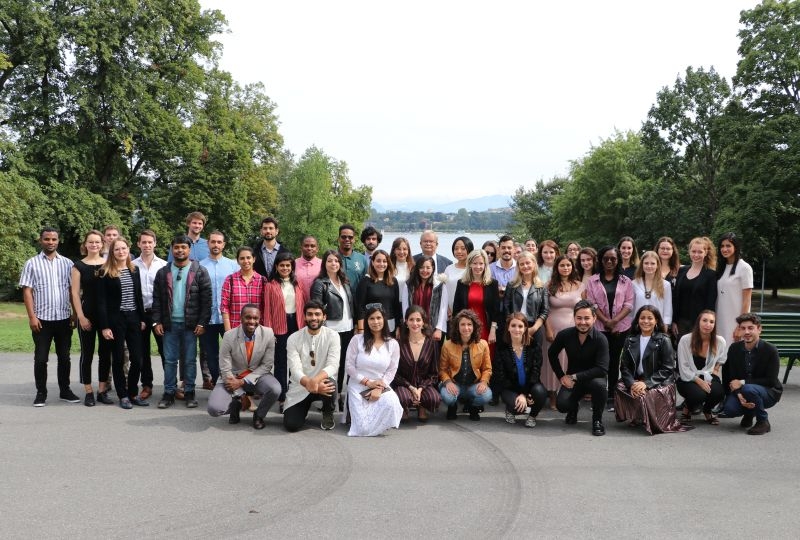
[510,178,566,243]
[0,154,45,284]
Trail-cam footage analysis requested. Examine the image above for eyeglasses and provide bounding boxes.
[310,350,315,367]
[602,256,618,262]
[485,251,496,258]
[365,303,383,311]
[175,266,184,281]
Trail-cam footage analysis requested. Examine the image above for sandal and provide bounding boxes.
[680,407,692,422]
[704,412,720,425]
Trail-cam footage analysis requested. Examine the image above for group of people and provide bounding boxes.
[20,215,783,436]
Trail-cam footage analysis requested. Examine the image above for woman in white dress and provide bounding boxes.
[715,233,753,347]
[632,251,673,327]
[345,304,403,436]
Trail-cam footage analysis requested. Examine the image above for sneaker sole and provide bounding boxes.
[60,398,81,403]
[33,402,46,407]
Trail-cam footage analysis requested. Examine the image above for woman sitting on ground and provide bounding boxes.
[676,310,726,424]
[392,306,441,422]
[496,313,547,428]
[439,309,492,421]
[615,305,690,434]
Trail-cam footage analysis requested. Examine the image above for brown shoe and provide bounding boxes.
[175,387,185,400]
[747,419,771,435]
[139,386,152,400]
[202,379,214,391]
[401,408,410,423]
[417,406,429,422]
[241,395,251,412]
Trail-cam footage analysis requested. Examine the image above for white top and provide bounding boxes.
[394,262,410,289]
[19,252,74,320]
[677,333,727,382]
[632,278,673,325]
[716,260,754,346]
[325,280,353,333]
[280,278,296,314]
[284,326,341,409]
[538,265,553,285]
[442,263,467,311]
[133,255,168,310]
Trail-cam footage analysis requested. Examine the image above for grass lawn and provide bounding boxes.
[0,302,81,353]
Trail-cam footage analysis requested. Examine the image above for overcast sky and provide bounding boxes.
[199,0,759,207]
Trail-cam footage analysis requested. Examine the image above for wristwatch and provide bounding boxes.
[571,374,577,382]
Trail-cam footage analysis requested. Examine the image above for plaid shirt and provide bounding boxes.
[220,271,265,329]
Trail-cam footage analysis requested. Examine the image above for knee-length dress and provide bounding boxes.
[542,285,584,392]
[716,260,754,348]
[345,334,403,436]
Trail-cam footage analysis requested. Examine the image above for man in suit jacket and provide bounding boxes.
[413,230,453,276]
[207,304,281,429]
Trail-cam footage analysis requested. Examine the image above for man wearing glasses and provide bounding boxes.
[337,224,367,296]
[414,229,452,275]
[283,301,341,431]
[152,235,212,409]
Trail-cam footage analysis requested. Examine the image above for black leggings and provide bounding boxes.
[78,322,111,385]
[501,382,547,417]
[677,377,724,413]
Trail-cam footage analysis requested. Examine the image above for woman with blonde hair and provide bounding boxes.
[632,251,673,326]
[453,249,501,354]
[96,238,147,409]
[672,237,718,339]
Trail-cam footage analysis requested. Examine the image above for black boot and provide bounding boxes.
[446,404,457,420]
[229,396,242,424]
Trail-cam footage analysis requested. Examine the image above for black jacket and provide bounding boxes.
[495,343,543,393]
[253,241,291,278]
[620,332,676,389]
[152,261,212,330]
[311,276,354,323]
[502,284,550,325]
[723,340,783,403]
[452,279,501,330]
[96,268,145,330]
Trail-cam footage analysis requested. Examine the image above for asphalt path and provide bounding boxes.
[1,352,798,539]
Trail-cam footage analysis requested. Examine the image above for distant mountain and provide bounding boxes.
[375,194,511,213]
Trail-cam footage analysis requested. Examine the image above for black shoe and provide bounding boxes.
[229,397,242,424]
[96,391,114,405]
[59,389,81,403]
[592,420,606,436]
[157,393,175,409]
[675,399,685,411]
[321,409,335,430]
[740,414,754,428]
[446,405,457,420]
[185,391,198,408]
[130,396,149,407]
[747,419,771,435]
[33,392,46,407]
[468,407,481,421]
[488,397,499,406]
[565,410,578,425]
[84,392,95,407]
[252,414,266,430]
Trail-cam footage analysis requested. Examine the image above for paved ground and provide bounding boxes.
[1,351,798,539]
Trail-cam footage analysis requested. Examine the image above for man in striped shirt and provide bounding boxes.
[19,228,81,407]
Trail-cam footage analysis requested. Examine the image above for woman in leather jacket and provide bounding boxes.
[615,305,690,435]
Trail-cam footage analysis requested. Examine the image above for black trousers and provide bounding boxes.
[676,377,724,413]
[557,377,608,422]
[78,324,111,385]
[501,382,547,417]
[283,380,338,432]
[336,329,354,390]
[139,310,164,388]
[33,318,73,394]
[109,311,143,400]
[602,330,628,401]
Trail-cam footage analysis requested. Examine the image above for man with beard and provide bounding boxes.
[490,235,517,296]
[360,226,382,262]
[548,299,610,436]
[207,304,280,429]
[20,228,80,407]
[722,313,782,435]
[253,216,289,278]
[283,301,341,432]
[295,235,321,299]
[337,224,367,296]
[152,235,212,409]
[167,212,209,262]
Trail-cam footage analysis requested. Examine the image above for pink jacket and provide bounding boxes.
[584,274,634,333]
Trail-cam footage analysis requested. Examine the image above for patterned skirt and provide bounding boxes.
[614,382,693,435]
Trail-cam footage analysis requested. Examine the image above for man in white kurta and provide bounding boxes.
[283,301,341,432]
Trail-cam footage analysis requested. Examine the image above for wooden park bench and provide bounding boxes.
[757,312,800,384]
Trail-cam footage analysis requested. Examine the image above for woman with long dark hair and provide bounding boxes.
[263,251,307,408]
[443,236,474,315]
[311,250,354,411]
[355,249,401,334]
[655,236,681,289]
[70,230,113,406]
[615,305,688,434]
[400,255,447,339]
[390,237,414,288]
[676,310,726,424]
[392,306,441,422]
[617,236,640,279]
[96,238,147,410]
[345,304,403,436]
[584,245,634,410]
[496,313,547,427]
[715,232,753,346]
[536,240,560,284]
[439,309,492,421]
[577,247,597,286]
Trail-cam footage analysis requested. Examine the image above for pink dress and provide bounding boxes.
[541,284,584,392]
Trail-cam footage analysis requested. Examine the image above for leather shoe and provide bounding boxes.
[592,420,606,436]
[747,419,771,435]
[252,414,266,430]
[468,407,480,421]
[565,410,578,425]
[229,398,242,424]
[202,379,214,391]
[175,388,185,400]
[446,405,457,420]
[740,414,754,428]
[139,386,152,400]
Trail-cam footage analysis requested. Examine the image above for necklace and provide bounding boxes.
[643,277,654,299]
[410,336,425,345]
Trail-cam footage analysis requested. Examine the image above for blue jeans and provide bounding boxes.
[163,323,197,393]
[722,384,777,421]
[439,382,493,407]
[199,324,225,383]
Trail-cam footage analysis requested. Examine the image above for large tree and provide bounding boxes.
[509,177,567,243]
